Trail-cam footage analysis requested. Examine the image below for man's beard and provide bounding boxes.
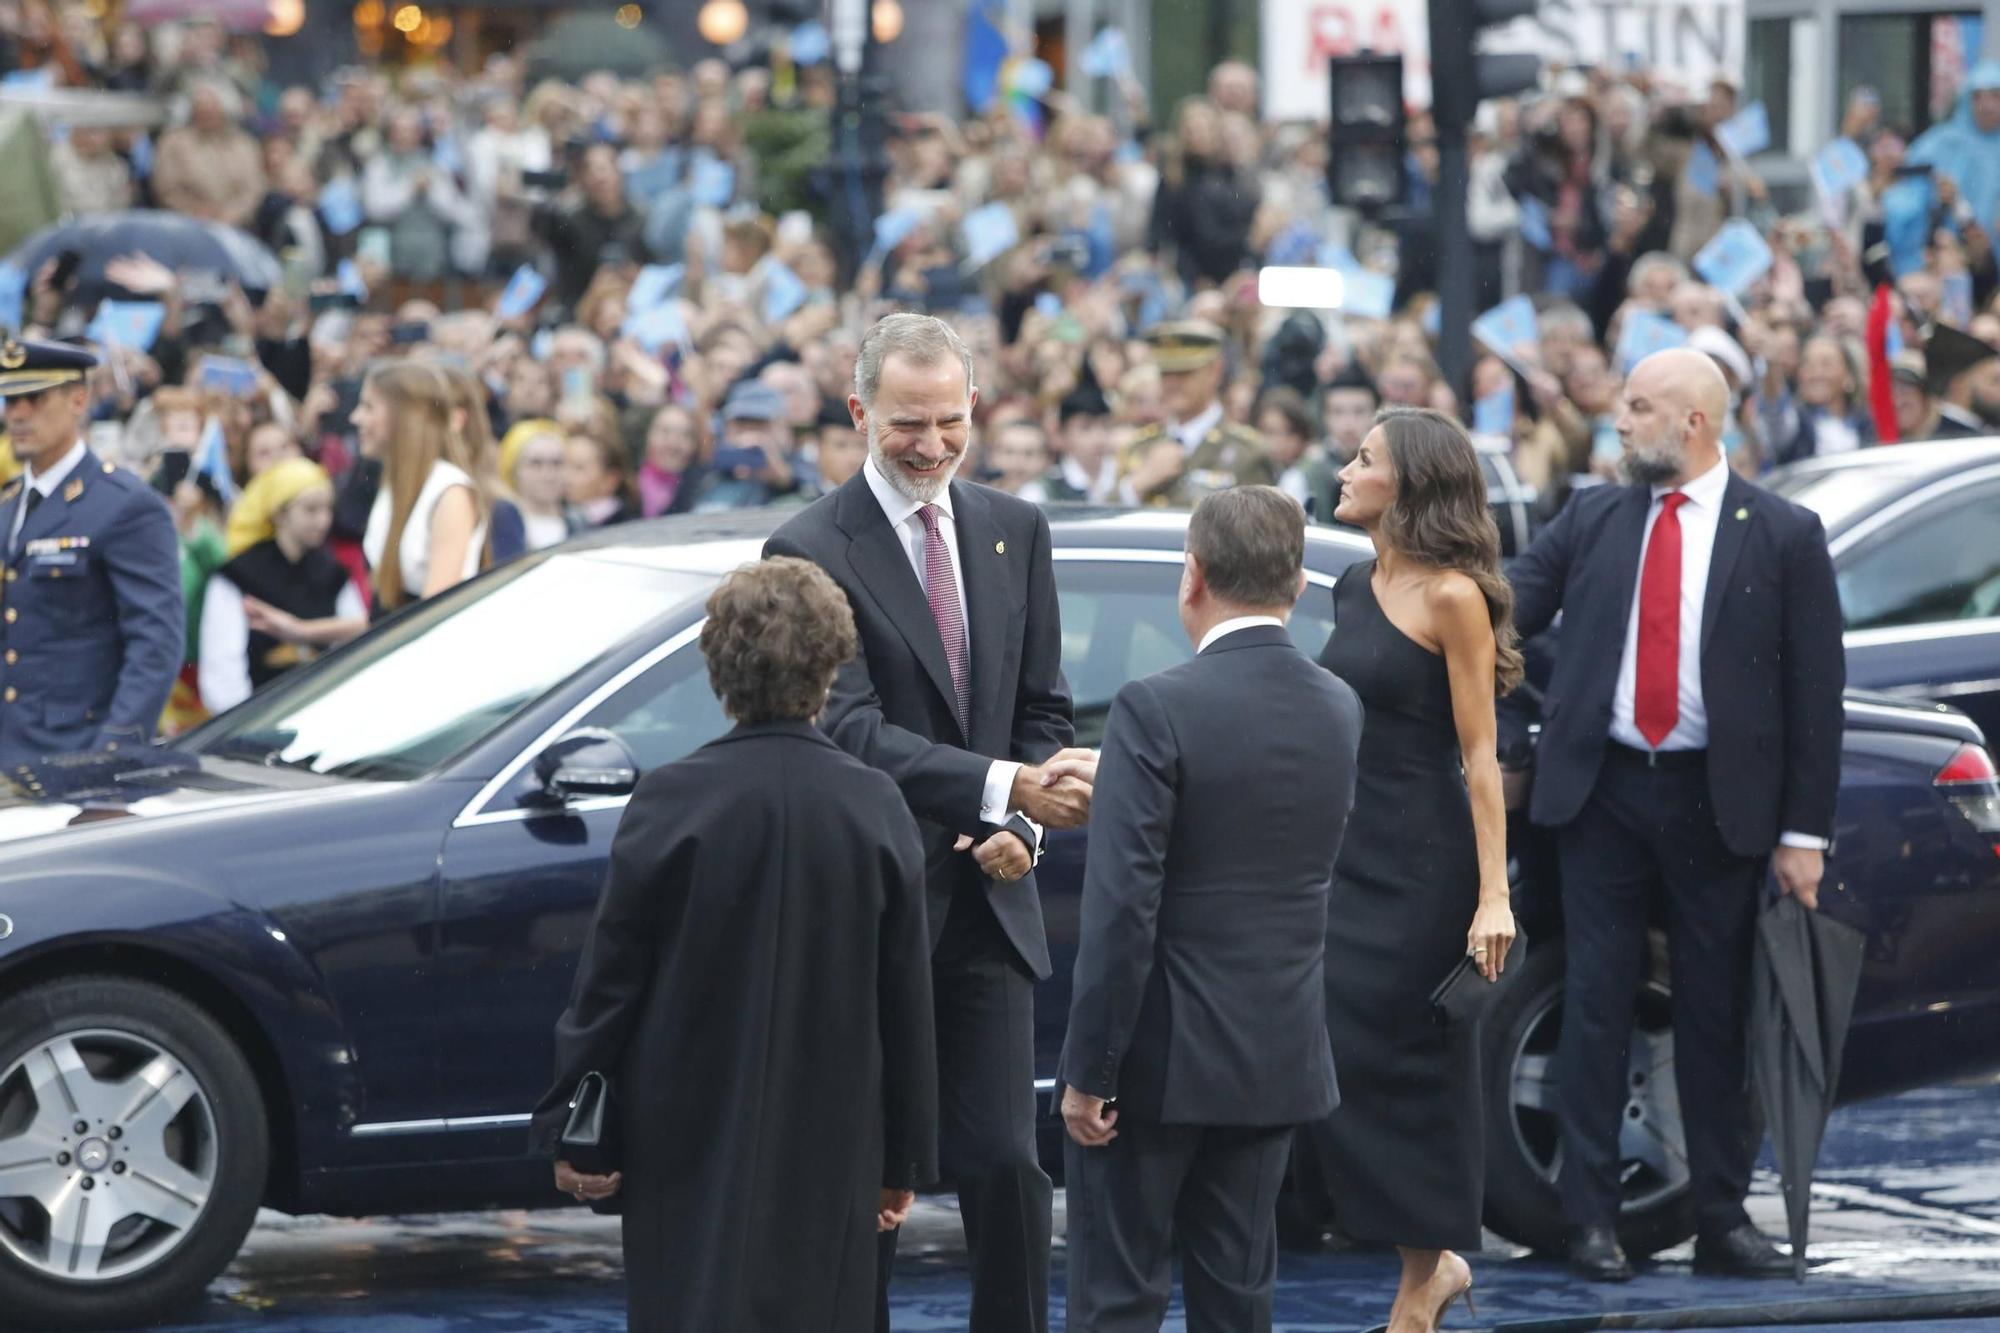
[869,424,961,504]
[1617,429,1684,486]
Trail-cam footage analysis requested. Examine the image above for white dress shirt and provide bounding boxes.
[1610,456,1824,850]
[861,459,1028,834]
[1610,456,1727,755]
[1172,400,1226,453]
[8,439,86,553]
[1198,615,1284,654]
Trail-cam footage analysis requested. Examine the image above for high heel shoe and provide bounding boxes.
[1432,1278,1475,1327]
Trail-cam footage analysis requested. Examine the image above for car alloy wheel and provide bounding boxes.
[1507,980,1690,1214]
[0,1026,219,1283]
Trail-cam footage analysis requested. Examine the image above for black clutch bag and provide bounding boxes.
[1430,926,1528,1027]
[559,1070,619,1176]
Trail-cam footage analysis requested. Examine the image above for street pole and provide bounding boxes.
[1434,114,1473,399]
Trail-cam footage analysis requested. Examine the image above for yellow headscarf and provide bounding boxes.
[499,418,564,489]
[225,457,333,558]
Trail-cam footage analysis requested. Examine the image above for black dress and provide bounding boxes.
[1310,559,1484,1251]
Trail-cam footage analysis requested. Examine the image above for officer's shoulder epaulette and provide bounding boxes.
[90,461,149,495]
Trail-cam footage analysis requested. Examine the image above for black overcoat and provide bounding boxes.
[530,721,938,1333]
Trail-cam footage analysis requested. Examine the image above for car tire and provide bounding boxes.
[0,976,268,1331]
[1479,941,1697,1260]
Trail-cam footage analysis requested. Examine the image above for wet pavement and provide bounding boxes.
[152,1080,2000,1332]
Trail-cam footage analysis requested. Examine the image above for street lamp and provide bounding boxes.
[697,0,749,47]
[871,0,902,44]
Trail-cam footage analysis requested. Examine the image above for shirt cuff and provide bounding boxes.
[1778,831,1830,851]
[981,761,1022,828]
[981,761,1045,863]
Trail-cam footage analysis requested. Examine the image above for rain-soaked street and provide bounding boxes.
[146,1080,2000,1332]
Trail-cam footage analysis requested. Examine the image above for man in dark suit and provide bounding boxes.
[1509,348,1845,1282]
[1057,487,1363,1332]
[0,337,182,774]
[765,314,1084,1333]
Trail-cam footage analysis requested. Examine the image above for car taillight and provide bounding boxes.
[1936,744,2000,852]
[1936,743,1999,785]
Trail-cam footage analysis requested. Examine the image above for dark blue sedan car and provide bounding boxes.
[0,508,1996,1329]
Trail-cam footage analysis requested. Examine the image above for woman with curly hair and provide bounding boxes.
[532,557,938,1333]
[1309,407,1523,1333]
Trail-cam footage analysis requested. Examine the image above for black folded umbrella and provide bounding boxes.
[1748,893,1866,1281]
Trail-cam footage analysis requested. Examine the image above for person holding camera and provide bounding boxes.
[531,557,938,1333]
[533,142,654,314]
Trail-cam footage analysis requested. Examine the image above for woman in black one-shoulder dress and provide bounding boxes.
[1311,408,1523,1333]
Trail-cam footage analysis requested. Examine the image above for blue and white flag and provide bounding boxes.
[1693,219,1774,295]
[195,416,238,505]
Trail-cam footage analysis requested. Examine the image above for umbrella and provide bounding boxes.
[527,14,675,83]
[1748,893,1866,1281]
[4,210,283,310]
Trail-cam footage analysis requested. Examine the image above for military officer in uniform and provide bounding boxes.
[0,337,182,774]
[1119,321,1275,507]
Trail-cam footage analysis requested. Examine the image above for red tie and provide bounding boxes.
[1634,492,1689,748]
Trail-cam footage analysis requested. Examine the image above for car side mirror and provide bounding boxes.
[531,728,639,804]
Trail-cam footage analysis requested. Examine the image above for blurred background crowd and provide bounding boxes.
[0,0,1995,732]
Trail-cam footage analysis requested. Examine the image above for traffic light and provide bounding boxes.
[1325,54,1405,212]
[1427,0,1542,131]
[1427,0,1543,395]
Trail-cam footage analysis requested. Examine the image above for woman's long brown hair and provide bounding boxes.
[1374,406,1525,694]
[368,362,485,610]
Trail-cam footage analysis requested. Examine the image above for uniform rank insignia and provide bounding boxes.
[62,478,84,502]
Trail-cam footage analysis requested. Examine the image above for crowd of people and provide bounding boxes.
[0,13,1995,738]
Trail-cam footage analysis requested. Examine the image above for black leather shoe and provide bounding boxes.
[1569,1226,1633,1282]
[1693,1224,1794,1277]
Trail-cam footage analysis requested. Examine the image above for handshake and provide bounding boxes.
[953,747,1100,881]
[1015,746,1099,830]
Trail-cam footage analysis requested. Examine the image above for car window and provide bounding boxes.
[575,645,732,779]
[186,554,717,781]
[1054,558,1337,748]
[1768,460,1944,535]
[1838,484,2000,630]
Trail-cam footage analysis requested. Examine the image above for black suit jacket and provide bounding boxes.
[1509,471,1845,857]
[764,472,1074,979]
[1058,625,1362,1126]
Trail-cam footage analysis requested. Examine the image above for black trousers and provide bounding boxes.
[1063,1118,1293,1333]
[1554,744,1764,1237]
[878,891,1052,1333]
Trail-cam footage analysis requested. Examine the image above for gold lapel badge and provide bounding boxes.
[63,477,84,502]
[1735,507,1749,521]
[995,540,1006,554]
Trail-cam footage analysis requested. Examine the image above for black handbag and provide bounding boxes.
[559,1070,620,1176]
[1430,926,1529,1027]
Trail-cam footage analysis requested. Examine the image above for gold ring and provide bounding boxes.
[1473,947,1489,954]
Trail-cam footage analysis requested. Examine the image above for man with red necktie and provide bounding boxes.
[1509,348,1845,1284]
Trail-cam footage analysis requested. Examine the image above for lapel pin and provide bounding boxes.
[62,478,83,502]
[1735,506,1749,521]
[995,540,1006,554]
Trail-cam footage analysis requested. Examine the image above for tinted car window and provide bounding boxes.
[187,554,716,781]
[576,644,732,778]
[1838,484,2000,629]
[1054,558,1337,748]
[1768,459,1946,535]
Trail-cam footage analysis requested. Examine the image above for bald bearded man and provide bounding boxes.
[1508,349,1845,1281]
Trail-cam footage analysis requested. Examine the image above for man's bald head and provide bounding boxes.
[1616,348,1728,486]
